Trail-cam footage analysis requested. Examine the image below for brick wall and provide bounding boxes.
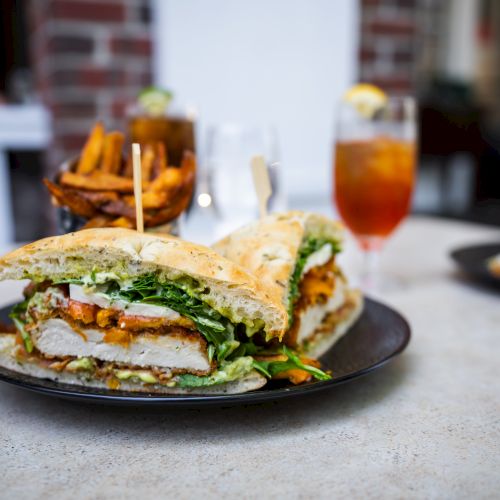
[27,0,153,173]
[358,0,421,94]
[26,0,428,173]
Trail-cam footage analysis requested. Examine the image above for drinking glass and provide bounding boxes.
[127,103,196,167]
[333,96,417,290]
[205,124,286,237]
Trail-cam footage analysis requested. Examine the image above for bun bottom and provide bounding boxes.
[0,335,267,395]
[303,289,363,359]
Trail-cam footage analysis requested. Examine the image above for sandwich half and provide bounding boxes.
[213,211,363,358]
[0,228,330,394]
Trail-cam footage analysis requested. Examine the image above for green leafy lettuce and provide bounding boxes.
[176,356,255,388]
[252,346,331,381]
[106,274,240,363]
[9,299,33,353]
[176,348,331,388]
[287,237,341,321]
[229,342,331,382]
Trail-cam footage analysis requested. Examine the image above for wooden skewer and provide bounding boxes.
[251,155,272,218]
[132,143,144,232]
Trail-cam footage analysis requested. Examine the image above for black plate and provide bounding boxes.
[450,243,500,288]
[0,298,410,407]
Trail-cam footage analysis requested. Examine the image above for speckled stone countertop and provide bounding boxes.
[0,216,499,499]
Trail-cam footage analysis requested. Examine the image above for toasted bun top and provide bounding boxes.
[0,228,287,338]
[212,211,344,320]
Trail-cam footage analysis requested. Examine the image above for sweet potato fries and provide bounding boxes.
[45,122,196,229]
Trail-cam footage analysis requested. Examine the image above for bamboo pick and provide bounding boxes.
[132,143,144,232]
[251,155,272,218]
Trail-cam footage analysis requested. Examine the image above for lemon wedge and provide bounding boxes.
[138,87,173,116]
[343,83,387,118]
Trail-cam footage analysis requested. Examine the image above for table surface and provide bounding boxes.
[1,215,499,499]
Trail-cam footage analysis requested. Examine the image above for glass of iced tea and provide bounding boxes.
[333,89,416,289]
[127,88,196,167]
[129,113,195,167]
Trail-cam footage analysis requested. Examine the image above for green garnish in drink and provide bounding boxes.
[138,87,173,116]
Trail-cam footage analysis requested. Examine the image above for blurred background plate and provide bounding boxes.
[0,297,410,407]
[450,242,500,288]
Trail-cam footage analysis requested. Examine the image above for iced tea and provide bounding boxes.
[334,136,415,246]
[129,115,195,167]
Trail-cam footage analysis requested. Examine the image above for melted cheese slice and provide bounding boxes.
[302,244,333,276]
[33,318,210,372]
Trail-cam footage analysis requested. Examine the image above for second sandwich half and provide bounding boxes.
[213,211,364,364]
